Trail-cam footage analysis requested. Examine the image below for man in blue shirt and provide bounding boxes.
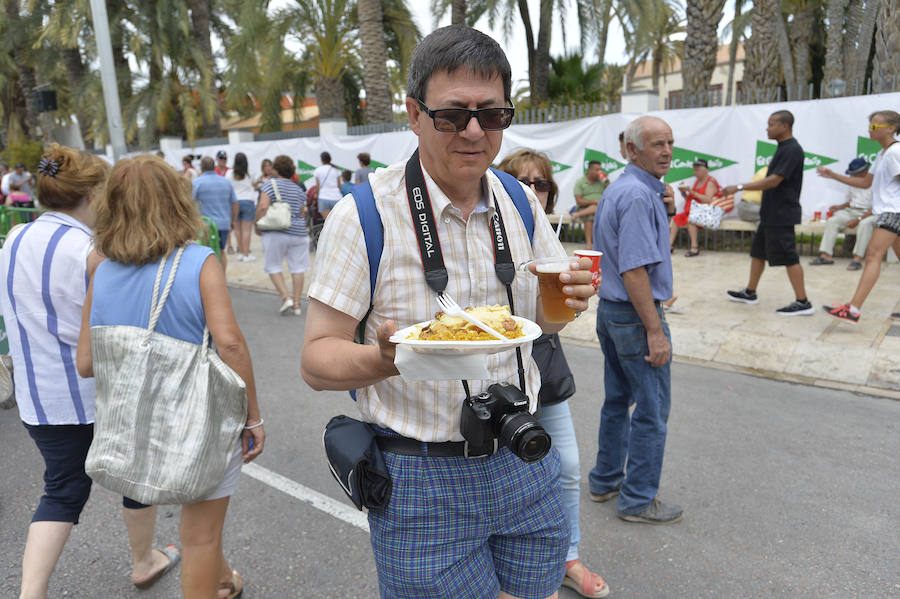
[588,116,683,524]
[193,156,238,270]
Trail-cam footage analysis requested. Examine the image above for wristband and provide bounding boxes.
[737,184,744,191]
[244,418,264,430]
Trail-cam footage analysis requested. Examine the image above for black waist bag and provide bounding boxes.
[532,333,576,406]
[323,415,392,511]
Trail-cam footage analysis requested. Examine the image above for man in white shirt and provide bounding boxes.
[301,25,596,599]
[810,158,875,270]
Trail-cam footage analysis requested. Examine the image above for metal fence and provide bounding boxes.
[255,128,320,141]
[347,122,410,135]
[512,102,620,125]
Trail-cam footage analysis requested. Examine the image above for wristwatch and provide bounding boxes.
[737,184,744,191]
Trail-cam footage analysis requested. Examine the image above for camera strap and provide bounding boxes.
[404,150,527,394]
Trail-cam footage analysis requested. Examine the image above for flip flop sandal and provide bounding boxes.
[219,570,244,599]
[809,256,834,265]
[846,261,862,270]
[684,248,700,257]
[562,562,610,598]
[133,544,180,590]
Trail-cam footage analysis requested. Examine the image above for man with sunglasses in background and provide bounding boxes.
[302,25,597,599]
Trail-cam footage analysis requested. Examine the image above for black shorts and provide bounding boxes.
[750,225,799,266]
[876,212,900,236]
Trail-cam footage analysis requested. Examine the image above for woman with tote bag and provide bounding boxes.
[76,155,265,599]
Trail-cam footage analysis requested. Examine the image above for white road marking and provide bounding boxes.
[243,463,370,532]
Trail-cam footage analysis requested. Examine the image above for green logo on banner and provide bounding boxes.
[664,147,737,183]
[583,149,625,175]
[370,159,389,169]
[755,141,838,171]
[551,161,571,174]
[296,159,316,182]
[857,136,881,166]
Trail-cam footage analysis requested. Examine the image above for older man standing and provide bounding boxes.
[302,25,597,599]
[588,116,683,524]
[192,156,238,271]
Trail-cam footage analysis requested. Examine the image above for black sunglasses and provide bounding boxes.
[518,178,552,192]
[416,99,515,132]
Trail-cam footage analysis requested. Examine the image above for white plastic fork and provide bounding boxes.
[435,293,508,341]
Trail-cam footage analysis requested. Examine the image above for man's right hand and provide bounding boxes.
[645,329,671,367]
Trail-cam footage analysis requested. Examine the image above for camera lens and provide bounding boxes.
[498,412,551,462]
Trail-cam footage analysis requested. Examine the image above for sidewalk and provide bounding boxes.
[226,235,900,398]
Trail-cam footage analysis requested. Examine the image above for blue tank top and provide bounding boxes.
[91,244,215,345]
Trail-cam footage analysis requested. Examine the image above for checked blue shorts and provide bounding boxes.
[368,446,569,599]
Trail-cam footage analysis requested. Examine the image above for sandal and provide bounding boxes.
[846,261,862,270]
[684,248,700,257]
[133,544,180,590]
[809,256,834,265]
[219,570,244,599]
[562,561,610,598]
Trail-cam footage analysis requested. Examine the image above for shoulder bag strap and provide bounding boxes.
[147,246,186,338]
[270,178,283,203]
[490,167,534,245]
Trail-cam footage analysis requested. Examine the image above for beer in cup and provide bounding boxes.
[573,249,602,290]
[532,257,577,323]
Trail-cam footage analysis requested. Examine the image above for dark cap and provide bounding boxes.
[692,158,708,168]
[845,157,869,175]
[15,162,25,168]
[216,150,227,159]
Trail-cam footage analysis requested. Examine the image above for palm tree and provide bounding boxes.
[723,0,750,105]
[682,0,726,106]
[574,0,614,66]
[872,0,900,93]
[548,51,605,103]
[357,0,393,124]
[851,0,879,94]
[742,0,780,103]
[189,0,221,137]
[287,0,357,121]
[823,0,846,94]
[4,0,40,139]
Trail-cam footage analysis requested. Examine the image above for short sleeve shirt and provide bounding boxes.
[870,143,900,214]
[574,175,608,206]
[308,160,565,442]
[592,164,673,302]
[192,172,237,231]
[354,167,375,185]
[760,137,804,225]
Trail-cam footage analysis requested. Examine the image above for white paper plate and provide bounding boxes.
[389,316,543,355]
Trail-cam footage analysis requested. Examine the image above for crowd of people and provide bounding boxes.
[1,21,898,599]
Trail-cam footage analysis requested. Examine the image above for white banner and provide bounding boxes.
[150,91,900,221]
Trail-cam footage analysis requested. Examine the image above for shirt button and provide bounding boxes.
[444,217,450,223]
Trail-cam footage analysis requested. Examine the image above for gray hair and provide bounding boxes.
[623,119,646,153]
[200,156,215,172]
[406,25,512,104]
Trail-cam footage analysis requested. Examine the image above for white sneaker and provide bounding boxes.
[236,254,247,262]
[244,254,257,262]
[279,298,294,314]
[292,306,302,316]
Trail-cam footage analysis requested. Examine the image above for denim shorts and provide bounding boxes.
[318,197,340,213]
[876,212,900,236]
[368,446,568,599]
[236,200,256,222]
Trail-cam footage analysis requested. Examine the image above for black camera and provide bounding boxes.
[460,383,551,463]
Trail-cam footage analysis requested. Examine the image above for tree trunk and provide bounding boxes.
[4,0,38,139]
[842,0,864,76]
[317,76,346,120]
[62,46,93,142]
[532,0,553,102]
[823,0,845,95]
[725,0,743,105]
[357,0,393,124]
[516,0,537,101]
[682,0,726,106]
[596,0,613,65]
[789,6,815,99]
[854,0,880,93]
[772,5,795,100]
[189,0,220,137]
[451,0,466,25]
[743,0,780,103]
[872,0,900,93]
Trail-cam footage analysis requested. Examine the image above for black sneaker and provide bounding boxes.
[617,498,683,524]
[776,300,815,316]
[727,288,758,304]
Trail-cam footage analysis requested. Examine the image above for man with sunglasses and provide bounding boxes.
[302,25,597,599]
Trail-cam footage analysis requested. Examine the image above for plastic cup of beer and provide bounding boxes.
[532,257,578,323]
[574,249,603,290]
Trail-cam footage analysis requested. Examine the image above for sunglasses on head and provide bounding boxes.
[416,99,515,132]
[518,178,552,192]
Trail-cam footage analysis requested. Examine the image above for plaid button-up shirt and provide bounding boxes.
[308,159,566,442]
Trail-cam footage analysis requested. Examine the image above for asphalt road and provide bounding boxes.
[1,287,898,599]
